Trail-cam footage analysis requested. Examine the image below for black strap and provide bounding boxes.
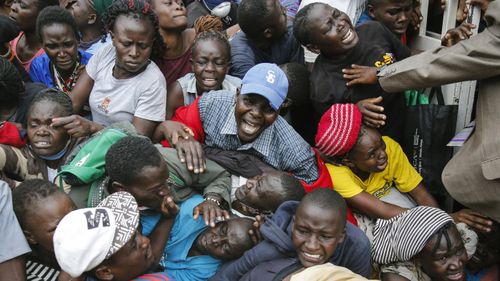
[429,86,446,105]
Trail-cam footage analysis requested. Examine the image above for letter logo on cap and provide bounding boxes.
[84,208,110,229]
[266,70,276,84]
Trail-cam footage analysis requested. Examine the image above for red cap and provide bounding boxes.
[315,104,362,157]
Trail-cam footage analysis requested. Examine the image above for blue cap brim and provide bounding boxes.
[240,83,283,110]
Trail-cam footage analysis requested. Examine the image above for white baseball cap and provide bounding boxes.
[53,192,139,277]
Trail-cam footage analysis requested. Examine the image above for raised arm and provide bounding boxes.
[346,191,408,220]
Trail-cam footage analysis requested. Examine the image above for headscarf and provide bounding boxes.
[371,206,453,264]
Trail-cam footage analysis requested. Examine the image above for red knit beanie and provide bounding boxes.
[315,104,362,157]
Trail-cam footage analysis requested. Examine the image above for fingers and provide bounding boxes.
[452,209,492,232]
[221,210,231,220]
[193,206,200,220]
[161,196,179,218]
[204,206,216,227]
[51,115,77,128]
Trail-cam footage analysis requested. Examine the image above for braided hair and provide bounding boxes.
[191,30,230,57]
[28,88,73,118]
[193,15,223,34]
[105,0,166,61]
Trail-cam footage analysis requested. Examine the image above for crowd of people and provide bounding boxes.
[0,0,499,280]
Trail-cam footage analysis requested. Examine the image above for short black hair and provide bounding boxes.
[105,136,164,185]
[12,179,65,229]
[28,88,73,118]
[0,15,21,44]
[274,173,305,211]
[299,188,347,225]
[36,6,80,42]
[35,0,59,11]
[237,0,273,39]
[105,0,165,61]
[191,30,230,59]
[293,2,330,46]
[0,57,24,107]
[280,63,310,105]
[27,88,73,120]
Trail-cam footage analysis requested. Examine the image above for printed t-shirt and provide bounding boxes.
[326,136,422,198]
[86,42,167,126]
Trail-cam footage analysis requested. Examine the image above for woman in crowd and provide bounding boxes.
[65,0,167,138]
[9,0,59,71]
[29,6,92,94]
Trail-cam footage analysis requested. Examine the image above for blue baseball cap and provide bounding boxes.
[240,63,288,110]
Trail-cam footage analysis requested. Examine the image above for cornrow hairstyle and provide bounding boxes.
[105,0,166,61]
[0,57,24,107]
[35,0,59,11]
[237,0,273,39]
[28,88,73,118]
[293,2,324,46]
[191,30,230,58]
[36,6,80,42]
[105,136,164,186]
[193,15,223,34]
[12,179,65,229]
[430,221,455,256]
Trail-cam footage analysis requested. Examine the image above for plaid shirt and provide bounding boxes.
[198,91,318,184]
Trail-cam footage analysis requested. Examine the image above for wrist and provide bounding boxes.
[204,193,222,206]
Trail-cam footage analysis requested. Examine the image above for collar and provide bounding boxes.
[220,107,274,157]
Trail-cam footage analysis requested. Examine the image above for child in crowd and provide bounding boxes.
[9,0,59,71]
[229,0,304,78]
[0,180,31,281]
[211,188,371,280]
[356,0,413,42]
[141,194,257,281]
[53,191,169,280]
[104,136,231,228]
[166,30,241,119]
[152,0,196,84]
[372,206,474,281]
[294,3,410,141]
[29,6,92,94]
[12,179,76,273]
[66,0,113,54]
[0,57,46,126]
[315,104,438,239]
[0,89,80,187]
[156,63,319,185]
[65,0,167,138]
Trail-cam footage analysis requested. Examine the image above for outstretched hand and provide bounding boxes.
[154,120,194,145]
[451,209,492,233]
[343,65,379,87]
[193,200,230,227]
[356,96,386,128]
[176,136,206,174]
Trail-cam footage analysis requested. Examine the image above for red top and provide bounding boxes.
[155,47,192,85]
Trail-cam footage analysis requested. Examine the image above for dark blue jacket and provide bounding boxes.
[210,201,371,281]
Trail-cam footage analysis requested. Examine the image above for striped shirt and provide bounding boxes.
[198,91,318,184]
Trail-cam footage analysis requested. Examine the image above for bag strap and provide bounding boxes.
[429,87,446,105]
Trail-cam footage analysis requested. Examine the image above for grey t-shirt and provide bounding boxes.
[86,43,167,126]
[0,181,31,263]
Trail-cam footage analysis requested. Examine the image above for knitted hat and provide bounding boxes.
[315,104,362,157]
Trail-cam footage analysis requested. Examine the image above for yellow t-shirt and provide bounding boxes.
[327,136,422,199]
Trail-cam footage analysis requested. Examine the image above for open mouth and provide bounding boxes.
[32,141,52,149]
[447,271,464,281]
[341,28,355,44]
[241,120,261,136]
[201,77,218,88]
[300,251,323,264]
